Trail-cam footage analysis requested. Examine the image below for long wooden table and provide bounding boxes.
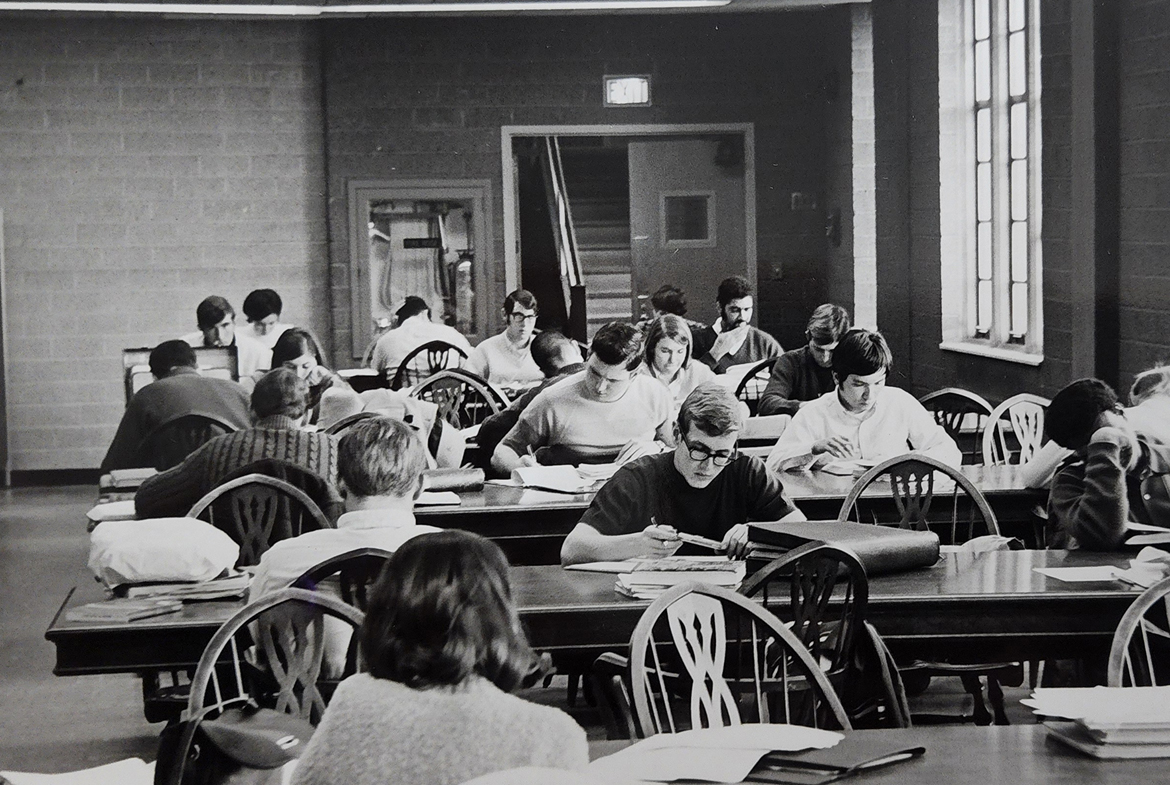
[46,549,1141,677]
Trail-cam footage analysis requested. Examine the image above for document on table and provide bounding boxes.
[1,758,154,785]
[1033,566,1125,582]
[1126,521,1170,545]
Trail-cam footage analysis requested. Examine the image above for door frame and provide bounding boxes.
[500,123,757,297]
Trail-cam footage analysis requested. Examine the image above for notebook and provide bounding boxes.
[749,734,925,784]
[748,520,941,576]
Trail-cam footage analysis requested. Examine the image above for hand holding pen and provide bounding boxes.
[642,516,683,558]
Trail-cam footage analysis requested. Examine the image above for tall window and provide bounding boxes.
[940,0,1043,363]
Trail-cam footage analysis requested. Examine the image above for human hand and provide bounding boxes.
[517,453,539,468]
[304,365,331,386]
[709,324,750,360]
[641,524,682,558]
[813,435,856,458]
[1091,426,1139,469]
[721,523,751,560]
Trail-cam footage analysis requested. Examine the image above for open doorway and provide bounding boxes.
[502,124,756,340]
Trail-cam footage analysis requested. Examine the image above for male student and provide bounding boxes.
[181,295,271,381]
[561,383,804,565]
[694,275,783,373]
[1045,378,1170,550]
[101,340,252,471]
[242,288,294,350]
[766,328,961,470]
[465,289,544,388]
[758,303,852,417]
[370,295,471,378]
[492,322,674,473]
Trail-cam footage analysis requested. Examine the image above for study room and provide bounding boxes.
[2,0,1170,784]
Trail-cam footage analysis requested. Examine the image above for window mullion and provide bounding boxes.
[991,0,1013,345]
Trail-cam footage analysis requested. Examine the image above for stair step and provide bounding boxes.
[571,198,629,224]
[575,223,629,248]
[583,272,632,296]
[578,248,631,273]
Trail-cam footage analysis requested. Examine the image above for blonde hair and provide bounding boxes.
[1130,366,1170,406]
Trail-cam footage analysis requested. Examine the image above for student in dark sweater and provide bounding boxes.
[758,303,852,417]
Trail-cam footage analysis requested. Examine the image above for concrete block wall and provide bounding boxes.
[0,18,327,471]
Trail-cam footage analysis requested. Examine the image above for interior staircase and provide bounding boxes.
[559,143,633,338]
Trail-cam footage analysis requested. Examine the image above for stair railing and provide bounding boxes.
[539,136,584,320]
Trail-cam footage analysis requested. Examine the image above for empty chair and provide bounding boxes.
[187,474,333,566]
[982,393,1050,466]
[138,413,238,471]
[733,357,778,417]
[292,547,394,613]
[389,340,469,391]
[411,368,510,430]
[919,388,994,465]
[1109,575,1170,687]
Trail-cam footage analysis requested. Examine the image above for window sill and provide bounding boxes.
[939,341,1044,367]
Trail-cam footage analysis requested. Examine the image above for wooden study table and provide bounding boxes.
[46,549,1141,677]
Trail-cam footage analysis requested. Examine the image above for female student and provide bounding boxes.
[638,314,716,413]
[291,530,588,785]
[270,328,363,428]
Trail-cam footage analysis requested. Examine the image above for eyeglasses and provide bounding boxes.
[509,312,538,322]
[681,433,738,467]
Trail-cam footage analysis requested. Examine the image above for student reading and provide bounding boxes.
[560,383,805,566]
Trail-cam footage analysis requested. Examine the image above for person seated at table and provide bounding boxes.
[491,322,674,473]
[134,367,339,518]
[766,328,961,471]
[694,275,783,374]
[270,328,363,429]
[242,288,294,350]
[637,314,717,414]
[466,289,544,389]
[637,284,711,352]
[101,340,252,471]
[757,303,852,417]
[561,383,805,566]
[476,330,585,457]
[291,530,588,785]
[180,295,271,382]
[1045,378,1170,550]
[370,295,472,379]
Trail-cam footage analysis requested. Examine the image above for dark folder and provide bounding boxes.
[748,520,941,576]
[748,734,926,784]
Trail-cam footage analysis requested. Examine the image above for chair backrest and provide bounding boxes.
[1108,575,1170,687]
[411,368,509,429]
[323,410,382,436]
[223,458,344,524]
[292,547,394,613]
[123,346,240,405]
[138,413,238,471]
[982,393,1050,466]
[919,388,994,465]
[837,453,1000,544]
[733,357,778,416]
[390,340,469,391]
[740,542,869,678]
[185,587,364,724]
[187,474,333,566]
[627,583,851,736]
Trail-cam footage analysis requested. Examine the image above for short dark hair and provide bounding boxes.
[831,328,893,381]
[678,382,743,437]
[590,322,644,371]
[196,296,234,331]
[361,530,541,692]
[1047,378,1121,449]
[651,285,687,316]
[149,339,198,378]
[530,330,576,377]
[338,416,426,499]
[250,367,309,420]
[242,289,282,322]
[644,315,693,371]
[271,328,323,370]
[716,276,752,307]
[503,289,537,315]
[806,304,852,344]
[396,296,430,323]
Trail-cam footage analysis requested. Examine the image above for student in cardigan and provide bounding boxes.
[757,303,852,417]
[766,328,961,471]
[241,288,294,350]
[636,314,717,414]
[291,530,588,785]
[1045,378,1170,550]
[465,289,544,389]
[694,275,783,373]
[561,383,804,566]
[180,295,271,382]
[270,328,363,429]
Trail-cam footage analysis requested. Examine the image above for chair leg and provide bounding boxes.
[960,674,992,726]
[987,676,1009,725]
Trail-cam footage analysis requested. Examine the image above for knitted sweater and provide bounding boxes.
[291,674,588,785]
[757,346,836,417]
[134,415,339,519]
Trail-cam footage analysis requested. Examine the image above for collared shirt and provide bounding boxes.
[466,331,544,387]
[369,315,472,375]
[180,330,272,383]
[636,360,716,413]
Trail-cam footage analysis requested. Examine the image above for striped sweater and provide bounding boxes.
[134,415,339,519]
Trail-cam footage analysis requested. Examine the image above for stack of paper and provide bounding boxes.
[122,571,251,601]
[1023,687,1170,758]
[86,499,137,525]
[509,465,592,493]
[65,597,183,623]
[575,462,622,482]
[615,557,746,600]
[103,467,157,489]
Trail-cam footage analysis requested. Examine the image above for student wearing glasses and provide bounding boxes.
[466,289,544,388]
[560,383,805,566]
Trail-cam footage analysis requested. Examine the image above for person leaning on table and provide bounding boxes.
[560,382,805,566]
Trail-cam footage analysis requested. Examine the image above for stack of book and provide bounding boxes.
[615,556,746,600]
[65,597,183,623]
[1023,686,1170,758]
[120,571,251,601]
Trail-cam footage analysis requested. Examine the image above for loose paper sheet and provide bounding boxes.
[1,758,154,785]
[1033,566,1123,582]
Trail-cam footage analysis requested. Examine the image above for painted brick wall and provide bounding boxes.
[0,19,327,471]
[320,12,851,356]
[1118,0,1170,391]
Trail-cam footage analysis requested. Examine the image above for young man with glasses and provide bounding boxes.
[560,382,805,565]
[466,289,544,388]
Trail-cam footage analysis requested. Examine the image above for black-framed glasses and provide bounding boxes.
[509,311,538,322]
[681,433,738,466]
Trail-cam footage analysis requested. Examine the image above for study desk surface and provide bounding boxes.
[46,549,1140,676]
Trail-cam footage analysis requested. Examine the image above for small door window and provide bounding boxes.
[661,192,716,248]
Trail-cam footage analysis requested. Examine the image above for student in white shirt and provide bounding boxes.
[370,296,472,379]
[242,288,294,350]
[466,289,544,388]
[766,328,961,471]
[180,295,271,382]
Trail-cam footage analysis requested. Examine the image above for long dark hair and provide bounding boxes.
[360,530,541,692]
[271,328,332,417]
